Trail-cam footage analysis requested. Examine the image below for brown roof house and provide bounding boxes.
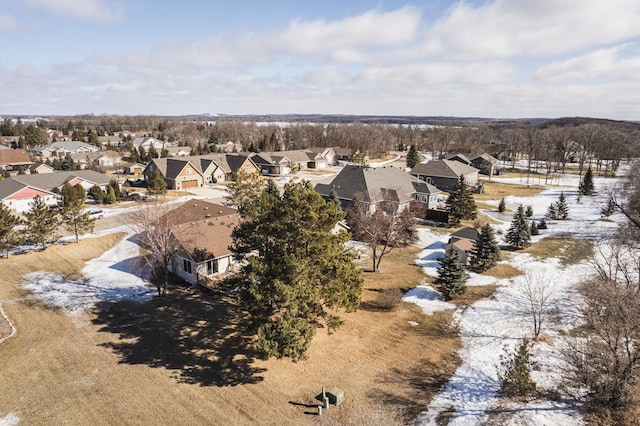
[314,165,443,212]
[446,227,480,265]
[143,158,204,190]
[0,149,34,172]
[162,201,240,285]
[410,159,479,192]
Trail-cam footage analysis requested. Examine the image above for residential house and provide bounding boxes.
[333,147,353,162]
[12,170,112,194]
[28,163,55,174]
[251,148,335,175]
[0,149,34,172]
[198,153,259,183]
[314,165,442,213]
[120,136,171,151]
[163,201,240,285]
[410,159,479,192]
[143,158,204,190]
[470,153,500,177]
[446,227,479,265]
[444,153,472,165]
[32,141,100,158]
[0,179,59,213]
[123,162,146,176]
[164,146,191,157]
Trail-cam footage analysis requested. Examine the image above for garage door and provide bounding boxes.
[182,180,199,188]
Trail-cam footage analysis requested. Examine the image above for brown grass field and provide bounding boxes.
[0,237,499,425]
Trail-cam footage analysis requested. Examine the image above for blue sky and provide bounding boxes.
[1,0,639,119]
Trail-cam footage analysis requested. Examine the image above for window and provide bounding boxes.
[183,259,192,274]
[186,168,192,174]
[205,259,219,275]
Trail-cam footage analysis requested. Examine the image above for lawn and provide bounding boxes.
[0,237,499,425]
[475,179,545,203]
[523,234,594,266]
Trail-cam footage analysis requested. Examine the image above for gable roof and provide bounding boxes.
[470,153,499,164]
[411,159,479,179]
[11,170,112,191]
[163,201,239,260]
[411,180,442,195]
[0,149,33,166]
[450,227,480,242]
[0,179,56,201]
[315,165,420,204]
[33,141,100,153]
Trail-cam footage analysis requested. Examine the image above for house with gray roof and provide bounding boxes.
[410,159,479,192]
[314,165,443,213]
[251,148,335,175]
[470,153,499,176]
[120,137,172,151]
[32,141,100,158]
[12,170,112,193]
[0,179,58,213]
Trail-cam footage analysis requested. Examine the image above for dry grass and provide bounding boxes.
[482,263,523,279]
[475,180,545,202]
[0,238,498,425]
[523,235,594,266]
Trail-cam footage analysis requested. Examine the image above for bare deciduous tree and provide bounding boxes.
[129,202,192,297]
[515,271,557,339]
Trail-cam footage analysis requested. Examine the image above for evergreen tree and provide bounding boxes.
[434,245,468,300]
[538,218,547,229]
[61,199,95,243]
[555,191,569,220]
[258,135,267,152]
[525,205,534,218]
[446,176,477,227]
[505,205,531,249]
[61,182,86,206]
[108,179,120,199]
[89,185,106,203]
[23,196,60,250]
[224,170,264,213]
[406,144,420,169]
[0,203,23,258]
[230,181,363,360]
[498,197,506,213]
[530,220,539,236]
[147,169,167,197]
[579,166,595,196]
[546,203,558,220]
[160,148,169,158]
[329,188,341,208]
[138,146,149,163]
[147,145,158,159]
[497,338,537,398]
[104,186,117,204]
[469,224,502,272]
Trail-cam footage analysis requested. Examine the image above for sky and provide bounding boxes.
[1,0,639,120]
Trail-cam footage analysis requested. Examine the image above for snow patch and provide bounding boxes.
[0,412,19,426]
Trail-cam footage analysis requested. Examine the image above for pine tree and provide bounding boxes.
[579,166,595,196]
[104,186,117,204]
[530,220,539,236]
[147,145,158,159]
[446,176,478,227]
[329,188,341,208]
[546,203,557,220]
[231,181,363,360]
[498,197,506,213]
[23,196,60,250]
[89,185,106,203]
[147,169,167,197]
[556,191,569,220]
[406,144,420,169]
[538,218,547,229]
[0,203,23,258]
[497,338,537,398]
[505,205,531,249]
[434,245,468,300]
[525,205,534,218]
[469,223,502,272]
[61,199,95,243]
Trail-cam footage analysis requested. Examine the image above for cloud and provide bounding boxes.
[25,0,124,22]
[0,15,18,30]
[274,6,422,54]
[534,44,640,82]
[424,0,640,60]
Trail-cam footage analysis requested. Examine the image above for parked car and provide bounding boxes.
[88,209,104,219]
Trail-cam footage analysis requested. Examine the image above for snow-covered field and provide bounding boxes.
[407,172,626,425]
[22,231,155,315]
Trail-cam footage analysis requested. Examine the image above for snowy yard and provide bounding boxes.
[407,172,626,425]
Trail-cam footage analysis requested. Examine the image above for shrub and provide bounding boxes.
[497,338,537,399]
[375,288,405,310]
